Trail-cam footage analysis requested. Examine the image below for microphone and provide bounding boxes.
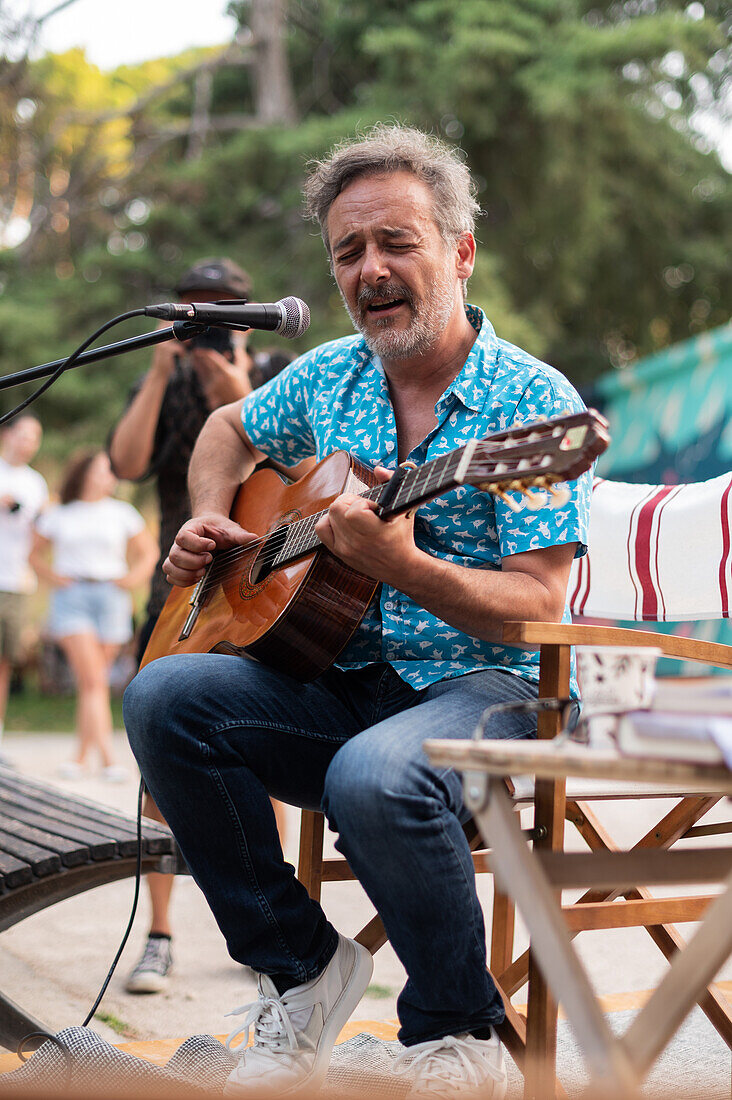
[144,297,310,339]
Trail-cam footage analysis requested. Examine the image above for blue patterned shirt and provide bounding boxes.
[240,306,591,695]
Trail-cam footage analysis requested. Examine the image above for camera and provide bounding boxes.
[189,327,235,357]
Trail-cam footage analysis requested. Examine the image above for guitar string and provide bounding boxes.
[187,428,572,592]
[193,444,569,591]
[196,452,463,590]
[196,482,385,584]
[197,469,441,588]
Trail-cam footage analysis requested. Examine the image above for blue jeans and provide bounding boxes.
[124,655,539,1045]
[49,580,133,644]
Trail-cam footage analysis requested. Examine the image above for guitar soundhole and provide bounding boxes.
[250,525,289,585]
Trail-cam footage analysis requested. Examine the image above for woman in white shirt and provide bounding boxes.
[31,450,158,780]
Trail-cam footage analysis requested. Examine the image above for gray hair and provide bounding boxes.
[303,123,480,255]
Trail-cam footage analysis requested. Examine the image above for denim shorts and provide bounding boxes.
[48,581,133,645]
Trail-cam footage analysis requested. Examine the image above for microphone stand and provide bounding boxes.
[0,320,210,392]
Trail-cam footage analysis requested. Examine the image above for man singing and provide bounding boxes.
[124,124,591,1099]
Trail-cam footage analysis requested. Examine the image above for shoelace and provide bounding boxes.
[393,1034,505,1093]
[136,939,169,973]
[226,995,299,1059]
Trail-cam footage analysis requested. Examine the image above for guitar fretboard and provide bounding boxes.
[188,408,608,601]
[271,448,465,569]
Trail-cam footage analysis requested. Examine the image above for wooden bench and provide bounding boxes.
[0,764,180,1052]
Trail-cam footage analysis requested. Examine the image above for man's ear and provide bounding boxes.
[455,232,476,281]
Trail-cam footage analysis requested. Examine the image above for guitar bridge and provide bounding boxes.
[178,574,208,641]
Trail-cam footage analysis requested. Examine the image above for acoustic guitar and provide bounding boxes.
[141,409,610,681]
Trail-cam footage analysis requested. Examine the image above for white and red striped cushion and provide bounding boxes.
[569,474,732,623]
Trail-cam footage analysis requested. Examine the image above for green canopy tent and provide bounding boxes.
[591,324,732,484]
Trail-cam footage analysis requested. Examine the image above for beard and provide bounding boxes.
[341,264,457,361]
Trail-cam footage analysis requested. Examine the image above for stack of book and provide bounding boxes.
[615,679,732,766]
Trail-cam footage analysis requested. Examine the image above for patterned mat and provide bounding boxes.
[0,1027,412,1097]
[1,1009,730,1098]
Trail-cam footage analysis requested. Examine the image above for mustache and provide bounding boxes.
[357,282,415,311]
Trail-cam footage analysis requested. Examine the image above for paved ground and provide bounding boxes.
[1,728,730,1053]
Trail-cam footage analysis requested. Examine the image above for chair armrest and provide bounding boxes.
[503,621,732,670]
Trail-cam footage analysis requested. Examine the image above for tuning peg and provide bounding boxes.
[547,486,571,509]
[509,478,546,510]
[533,475,571,509]
[508,478,553,511]
[479,482,522,512]
[523,487,549,510]
[496,489,522,513]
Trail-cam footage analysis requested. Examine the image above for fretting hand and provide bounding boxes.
[314,466,422,588]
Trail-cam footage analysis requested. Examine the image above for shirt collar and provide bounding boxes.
[363,305,499,414]
[435,304,499,414]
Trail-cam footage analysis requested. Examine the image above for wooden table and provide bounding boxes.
[423,739,732,1095]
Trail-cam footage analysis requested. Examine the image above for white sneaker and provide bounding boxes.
[394,1031,508,1099]
[224,933,373,1095]
[56,761,85,780]
[100,764,129,783]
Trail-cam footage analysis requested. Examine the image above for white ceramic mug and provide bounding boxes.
[575,646,661,749]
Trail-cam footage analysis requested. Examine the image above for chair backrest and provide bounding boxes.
[569,473,732,624]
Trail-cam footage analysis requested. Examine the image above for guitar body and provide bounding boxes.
[141,451,380,681]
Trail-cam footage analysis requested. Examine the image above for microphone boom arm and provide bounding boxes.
[0,320,209,392]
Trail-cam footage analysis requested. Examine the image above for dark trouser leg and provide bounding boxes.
[124,653,367,983]
[323,668,539,1045]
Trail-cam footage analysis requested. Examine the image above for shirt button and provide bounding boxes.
[385,441,395,453]
[384,601,393,611]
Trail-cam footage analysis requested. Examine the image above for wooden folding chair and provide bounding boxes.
[499,472,732,1096]
[296,472,732,1096]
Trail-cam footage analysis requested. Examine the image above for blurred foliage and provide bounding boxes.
[5,677,125,731]
[0,0,730,476]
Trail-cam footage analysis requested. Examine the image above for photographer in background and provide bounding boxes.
[109,258,294,995]
[0,416,48,759]
[109,258,259,658]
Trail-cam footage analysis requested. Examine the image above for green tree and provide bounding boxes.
[275,0,732,380]
[0,0,729,451]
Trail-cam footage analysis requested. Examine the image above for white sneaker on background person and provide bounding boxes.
[56,761,85,780]
[394,1030,508,1099]
[100,764,129,783]
[224,933,373,1095]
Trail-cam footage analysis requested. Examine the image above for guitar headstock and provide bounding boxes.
[457,409,610,512]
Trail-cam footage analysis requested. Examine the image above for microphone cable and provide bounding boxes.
[0,308,147,427]
[81,776,145,1027]
[16,777,147,1074]
[9,308,151,1064]
[8,308,189,1064]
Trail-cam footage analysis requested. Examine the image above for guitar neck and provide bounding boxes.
[204,409,608,585]
[373,448,467,517]
[273,449,466,569]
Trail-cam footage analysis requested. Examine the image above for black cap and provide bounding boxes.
[174,257,252,298]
